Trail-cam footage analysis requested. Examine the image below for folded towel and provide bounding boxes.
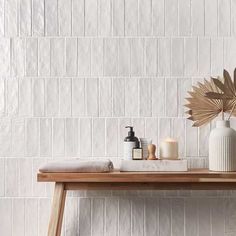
[39,159,114,173]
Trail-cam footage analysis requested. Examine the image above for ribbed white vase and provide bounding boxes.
[209,120,236,171]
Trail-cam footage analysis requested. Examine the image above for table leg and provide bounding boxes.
[48,182,67,236]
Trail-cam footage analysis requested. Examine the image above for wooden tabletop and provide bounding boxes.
[38,169,236,189]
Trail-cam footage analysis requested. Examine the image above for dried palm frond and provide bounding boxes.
[205,69,236,119]
[185,77,233,127]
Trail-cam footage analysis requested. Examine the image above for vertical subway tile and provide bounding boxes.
[45,79,59,116]
[152,0,164,36]
[20,0,31,36]
[40,118,52,157]
[26,118,39,157]
[145,38,157,76]
[105,198,118,235]
[165,0,178,36]
[5,0,18,36]
[7,78,18,116]
[144,199,158,236]
[58,0,71,36]
[184,38,198,76]
[0,0,4,36]
[13,199,25,236]
[0,159,4,196]
[33,78,44,116]
[99,78,112,117]
[78,38,91,76]
[91,38,103,76]
[205,0,218,36]
[171,38,184,76]
[158,38,171,76]
[93,118,105,157]
[72,0,84,36]
[172,118,185,157]
[106,118,118,157]
[45,0,58,35]
[125,0,138,36]
[152,78,165,116]
[38,199,51,236]
[0,78,4,116]
[131,38,144,76]
[32,0,44,36]
[12,118,25,157]
[79,198,91,236]
[104,38,118,76]
[38,38,50,76]
[0,199,12,235]
[198,38,211,76]
[165,78,178,117]
[0,38,10,76]
[224,38,236,73]
[65,118,79,156]
[53,118,65,157]
[159,118,171,142]
[211,198,225,236]
[118,38,130,76]
[139,78,151,117]
[66,38,77,76]
[185,198,198,236]
[198,198,211,236]
[199,123,210,157]
[25,199,38,236]
[113,78,125,116]
[26,38,38,76]
[232,0,236,36]
[5,159,18,196]
[186,119,198,156]
[159,199,171,236]
[179,0,191,36]
[113,0,124,36]
[211,38,224,76]
[19,159,32,196]
[145,118,158,146]
[60,78,72,116]
[51,38,65,76]
[219,0,231,36]
[80,118,92,156]
[65,198,78,235]
[11,38,25,77]
[85,0,98,36]
[119,199,131,236]
[139,0,151,36]
[191,0,204,36]
[72,78,85,116]
[171,199,184,236]
[19,78,31,116]
[0,119,11,156]
[99,0,112,36]
[178,78,192,117]
[132,118,145,138]
[86,78,98,116]
[125,78,138,116]
[132,199,144,236]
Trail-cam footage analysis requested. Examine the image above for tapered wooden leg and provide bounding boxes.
[48,182,67,236]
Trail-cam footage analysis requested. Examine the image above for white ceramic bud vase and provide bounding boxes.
[209,120,236,171]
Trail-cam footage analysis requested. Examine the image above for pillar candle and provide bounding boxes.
[160,138,178,159]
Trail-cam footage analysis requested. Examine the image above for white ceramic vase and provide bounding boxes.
[209,120,236,171]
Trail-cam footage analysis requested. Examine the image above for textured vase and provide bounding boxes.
[209,120,236,171]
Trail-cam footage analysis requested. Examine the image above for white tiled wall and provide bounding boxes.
[1,0,236,235]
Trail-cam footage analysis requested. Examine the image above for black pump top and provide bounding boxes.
[125,126,135,137]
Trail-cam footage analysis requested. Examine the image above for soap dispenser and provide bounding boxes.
[123,126,139,160]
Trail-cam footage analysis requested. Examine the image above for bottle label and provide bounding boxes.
[124,142,136,160]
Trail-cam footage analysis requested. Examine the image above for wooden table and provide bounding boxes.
[37,169,236,236]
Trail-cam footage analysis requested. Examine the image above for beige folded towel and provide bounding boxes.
[39,159,114,173]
